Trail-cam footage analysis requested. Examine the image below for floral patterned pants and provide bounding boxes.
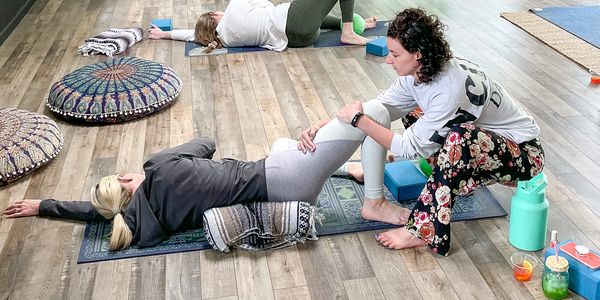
[401,108,545,256]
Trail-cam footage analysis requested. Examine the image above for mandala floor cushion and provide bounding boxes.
[0,108,63,185]
[46,57,182,123]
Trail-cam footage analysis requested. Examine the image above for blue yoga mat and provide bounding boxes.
[531,6,600,49]
[184,21,389,56]
[78,175,506,263]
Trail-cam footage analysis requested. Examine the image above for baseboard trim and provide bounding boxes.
[0,0,38,46]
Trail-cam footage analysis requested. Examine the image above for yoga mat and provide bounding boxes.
[184,21,389,56]
[501,10,600,73]
[78,175,506,263]
[531,6,600,49]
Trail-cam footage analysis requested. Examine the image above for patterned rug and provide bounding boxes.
[78,176,506,263]
[184,21,389,56]
[501,9,600,74]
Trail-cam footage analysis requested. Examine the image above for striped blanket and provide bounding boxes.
[203,201,319,252]
[78,28,143,57]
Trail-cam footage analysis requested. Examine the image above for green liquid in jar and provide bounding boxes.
[542,273,569,299]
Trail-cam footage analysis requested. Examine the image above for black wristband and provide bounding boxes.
[351,112,364,127]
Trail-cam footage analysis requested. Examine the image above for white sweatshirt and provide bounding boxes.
[170,0,290,51]
[372,56,540,159]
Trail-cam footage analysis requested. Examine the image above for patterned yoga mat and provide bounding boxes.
[78,176,506,263]
[184,21,389,56]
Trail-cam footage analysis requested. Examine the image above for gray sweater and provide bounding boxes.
[39,138,268,247]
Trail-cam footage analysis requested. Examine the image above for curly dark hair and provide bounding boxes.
[387,8,452,83]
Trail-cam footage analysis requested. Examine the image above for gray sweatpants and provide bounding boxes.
[264,101,390,204]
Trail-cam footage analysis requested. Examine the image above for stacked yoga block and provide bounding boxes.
[383,160,428,202]
[152,18,172,31]
[366,37,388,56]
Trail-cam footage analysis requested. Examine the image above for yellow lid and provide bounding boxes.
[545,256,569,272]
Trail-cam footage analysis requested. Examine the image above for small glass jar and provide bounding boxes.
[542,256,569,300]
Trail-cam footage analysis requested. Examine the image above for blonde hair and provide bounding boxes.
[195,12,222,54]
[91,175,133,250]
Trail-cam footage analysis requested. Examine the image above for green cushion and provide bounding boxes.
[46,57,182,123]
[0,107,63,185]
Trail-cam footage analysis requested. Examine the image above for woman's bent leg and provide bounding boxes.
[265,121,362,204]
[285,0,359,47]
[321,15,341,30]
[286,0,340,47]
[265,101,390,205]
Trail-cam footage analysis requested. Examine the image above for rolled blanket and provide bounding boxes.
[203,201,319,252]
[78,28,143,57]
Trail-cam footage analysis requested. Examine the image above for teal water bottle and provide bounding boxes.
[509,172,549,251]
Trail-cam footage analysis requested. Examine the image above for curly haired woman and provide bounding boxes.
[299,8,544,256]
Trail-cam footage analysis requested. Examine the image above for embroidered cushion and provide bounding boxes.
[0,108,63,185]
[46,56,182,123]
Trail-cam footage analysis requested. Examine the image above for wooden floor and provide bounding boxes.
[1,0,600,299]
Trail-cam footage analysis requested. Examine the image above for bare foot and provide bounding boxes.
[347,162,364,183]
[376,227,427,250]
[348,155,394,182]
[365,17,377,29]
[340,32,369,45]
[361,197,411,225]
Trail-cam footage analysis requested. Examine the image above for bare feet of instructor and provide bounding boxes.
[361,197,411,225]
[376,227,427,250]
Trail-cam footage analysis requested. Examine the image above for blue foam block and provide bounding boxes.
[366,37,388,56]
[152,18,172,31]
[384,160,427,202]
[544,240,600,300]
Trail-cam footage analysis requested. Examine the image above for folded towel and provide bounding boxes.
[203,201,319,252]
[78,28,143,57]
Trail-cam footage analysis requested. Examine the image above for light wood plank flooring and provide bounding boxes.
[1,0,600,299]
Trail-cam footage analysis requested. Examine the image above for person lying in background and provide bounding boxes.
[148,0,376,53]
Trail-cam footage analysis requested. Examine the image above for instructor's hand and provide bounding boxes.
[298,124,321,153]
[3,199,41,218]
[337,102,363,124]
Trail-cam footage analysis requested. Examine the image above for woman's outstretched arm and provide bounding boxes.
[3,199,105,221]
[148,24,195,42]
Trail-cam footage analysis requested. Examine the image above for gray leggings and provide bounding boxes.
[265,101,390,204]
[285,0,356,47]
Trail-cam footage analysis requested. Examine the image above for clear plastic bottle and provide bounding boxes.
[542,255,569,299]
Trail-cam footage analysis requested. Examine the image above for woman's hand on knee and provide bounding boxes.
[2,199,41,218]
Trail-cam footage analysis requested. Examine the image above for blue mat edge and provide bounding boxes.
[530,5,600,49]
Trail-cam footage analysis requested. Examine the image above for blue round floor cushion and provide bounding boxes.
[0,107,63,186]
[46,57,182,123]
